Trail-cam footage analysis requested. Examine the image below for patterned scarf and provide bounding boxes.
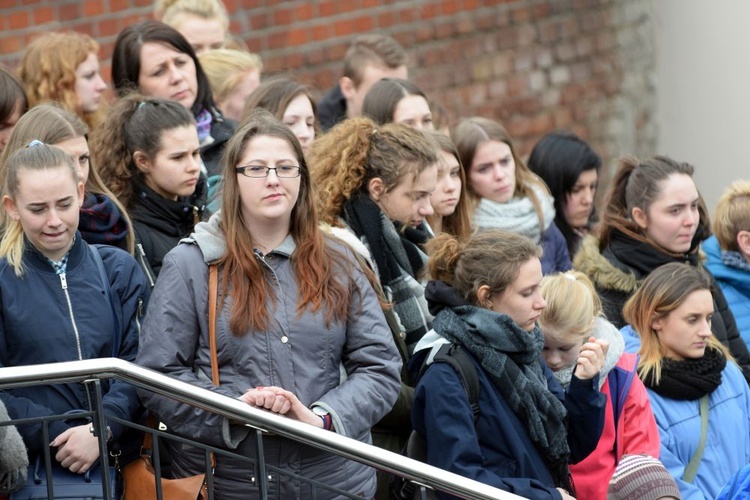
[79,193,129,249]
[643,347,726,400]
[434,305,572,490]
[344,193,432,353]
[195,109,213,143]
[472,185,555,243]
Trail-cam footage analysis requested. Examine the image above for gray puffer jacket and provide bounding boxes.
[136,214,402,499]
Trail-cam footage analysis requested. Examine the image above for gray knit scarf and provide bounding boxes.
[472,186,555,243]
[433,305,571,489]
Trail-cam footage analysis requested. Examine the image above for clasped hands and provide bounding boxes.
[239,386,323,428]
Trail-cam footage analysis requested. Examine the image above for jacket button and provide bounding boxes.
[281,336,288,344]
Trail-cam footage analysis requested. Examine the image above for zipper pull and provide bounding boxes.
[60,272,68,290]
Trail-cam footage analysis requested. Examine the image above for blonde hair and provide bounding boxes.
[712,179,750,252]
[17,32,104,129]
[539,271,601,343]
[0,104,135,254]
[623,262,731,385]
[1,144,79,276]
[156,0,229,29]
[198,48,263,103]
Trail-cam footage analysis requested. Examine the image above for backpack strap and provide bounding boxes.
[429,344,480,425]
[683,394,710,483]
[610,354,639,463]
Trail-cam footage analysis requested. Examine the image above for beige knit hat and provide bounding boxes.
[607,454,681,500]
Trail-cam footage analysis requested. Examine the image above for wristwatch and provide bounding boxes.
[312,407,333,431]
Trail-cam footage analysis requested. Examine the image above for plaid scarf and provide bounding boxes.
[79,193,129,248]
[434,305,572,490]
[344,193,432,353]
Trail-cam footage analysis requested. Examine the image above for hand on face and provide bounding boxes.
[573,337,609,380]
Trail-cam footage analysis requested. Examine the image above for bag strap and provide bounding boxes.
[89,245,121,357]
[683,394,710,483]
[208,264,220,386]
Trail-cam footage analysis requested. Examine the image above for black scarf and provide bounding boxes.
[343,193,428,284]
[608,228,701,279]
[78,193,129,251]
[433,305,572,491]
[643,347,726,400]
[343,193,432,351]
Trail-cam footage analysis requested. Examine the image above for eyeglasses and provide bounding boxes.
[236,165,301,178]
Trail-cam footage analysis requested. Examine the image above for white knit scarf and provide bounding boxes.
[472,186,555,243]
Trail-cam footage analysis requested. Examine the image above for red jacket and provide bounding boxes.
[570,353,661,499]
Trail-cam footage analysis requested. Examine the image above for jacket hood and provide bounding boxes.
[573,235,638,294]
[703,236,750,295]
[425,280,471,316]
[185,211,226,263]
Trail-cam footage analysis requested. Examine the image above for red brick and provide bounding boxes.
[8,11,29,30]
[296,3,314,22]
[267,31,286,50]
[512,7,531,23]
[0,35,21,55]
[353,15,373,33]
[287,27,308,46]
[442,0,460,15]
[319,1,337,17]
[285,52,304,70]
[333,19,355,37]
[378,11,396,29]
[311,24,330,42]
[420,3,441,19]
[273,7,293,25]
[33,6,55,24]
[83,0,104,16]
[133,0,151,6]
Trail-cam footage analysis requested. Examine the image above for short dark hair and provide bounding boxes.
[0,64,28,124]
[343,34,407,87]
[111,20,215,118]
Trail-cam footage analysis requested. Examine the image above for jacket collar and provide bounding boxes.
[23,232,86,273]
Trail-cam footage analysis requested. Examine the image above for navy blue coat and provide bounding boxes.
[540,222,572,275]
[0,235,149,453]
[412,353,605,500]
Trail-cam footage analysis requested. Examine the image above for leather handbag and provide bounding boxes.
[121,265,222,500]
[10,457,116,500]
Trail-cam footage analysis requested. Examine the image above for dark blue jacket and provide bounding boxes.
[412,352,605,500]
[540,222,572,275]
[0,235,149,452]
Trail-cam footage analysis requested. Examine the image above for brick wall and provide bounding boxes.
[0,0,657,174]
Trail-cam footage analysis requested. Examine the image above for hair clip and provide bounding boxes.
[370,128,379,136]
[138,101,147,109]
[564,273,576,281]
[27,140,44,148]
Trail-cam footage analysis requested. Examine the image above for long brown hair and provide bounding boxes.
[623,262,731,384]
[219,109,354,335]
[426,131,471,239]
[452,116,549,226]
[596,155,699,251]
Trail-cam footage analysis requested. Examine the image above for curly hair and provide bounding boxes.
[89,93,195,208]
[309,117,439,226]
[17,32,104,129]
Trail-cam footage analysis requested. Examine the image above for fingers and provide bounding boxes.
[239,387,295,415]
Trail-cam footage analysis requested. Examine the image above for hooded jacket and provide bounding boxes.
[574,233,750,383]
[130,179,206,279]
[0,235,149,453]
[624,326,750,500]
[410,281,606,500]
[703,235,750,348]
[136,213,401,500]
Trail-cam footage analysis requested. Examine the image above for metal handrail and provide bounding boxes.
[0,358,527,500]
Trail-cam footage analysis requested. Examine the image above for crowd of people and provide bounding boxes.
[0,1,749,499]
